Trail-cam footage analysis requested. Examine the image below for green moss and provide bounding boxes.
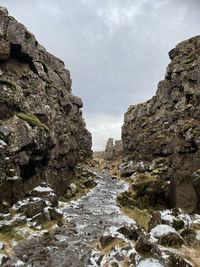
[59,196,68,202]
[154,157,166,164]
[17,112,50,133]
[191,128,198,135]
[0,78,19,91]
[182,56,195,64]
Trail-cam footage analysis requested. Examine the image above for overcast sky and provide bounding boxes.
[0,0,200,150]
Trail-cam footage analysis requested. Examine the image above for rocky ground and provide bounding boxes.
[0,162,199,267]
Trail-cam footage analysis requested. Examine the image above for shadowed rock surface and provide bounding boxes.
[122,36,200,213]
[0,7,92,211]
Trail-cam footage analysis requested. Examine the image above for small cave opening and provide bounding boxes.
[10,43,38,74]
[19,154,50,180]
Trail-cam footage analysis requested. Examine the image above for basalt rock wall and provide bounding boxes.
[0,7,92,211]
[122,36,200,213]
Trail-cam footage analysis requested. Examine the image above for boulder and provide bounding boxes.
[17,198,46,218]
[135,234,157,255]
[150,224,184,247]
[29,184,58,207]
[117,224,145,241]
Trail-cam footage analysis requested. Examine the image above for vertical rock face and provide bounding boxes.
[0,7,92,211]
[104,138,123,160]
[122,36,200,213]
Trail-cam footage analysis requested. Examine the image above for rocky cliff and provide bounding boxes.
[122,36,200,213]
[0,7,92,212]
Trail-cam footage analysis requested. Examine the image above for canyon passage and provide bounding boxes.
[0,6,200,267]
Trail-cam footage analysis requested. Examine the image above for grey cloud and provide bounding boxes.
[0,0,200,149]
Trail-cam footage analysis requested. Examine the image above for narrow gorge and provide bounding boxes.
[0,7,200,267]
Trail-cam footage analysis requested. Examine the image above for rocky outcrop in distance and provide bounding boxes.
[0,7,92,212]
[122,35,200,213]
[104,138,123,160]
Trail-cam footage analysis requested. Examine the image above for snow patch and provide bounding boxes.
[137,258,164,267]
[150,224,176,238]
[15,260,25,266]
[33,186,53,192]
[196,231,200,241]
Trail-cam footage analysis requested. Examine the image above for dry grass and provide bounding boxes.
[183,246,200,267]
[121,207,151,230]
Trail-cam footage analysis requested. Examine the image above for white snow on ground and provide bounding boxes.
[193,214,200,225]
[161,210,174,223]
[33,186,53,192]
[15,260,25,266]
[137,258,164,267]
[160,209,192,227]
[196,231,200,241]
[150,224,177,238]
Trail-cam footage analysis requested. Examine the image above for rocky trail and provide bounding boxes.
[3,169,200,267]
[2,171,139,267]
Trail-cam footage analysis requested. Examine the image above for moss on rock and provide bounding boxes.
[17,113,50,133]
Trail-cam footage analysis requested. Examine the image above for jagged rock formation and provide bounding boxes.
[0,7,92,212]
[122,36,200,213]
[104,138,123,160]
